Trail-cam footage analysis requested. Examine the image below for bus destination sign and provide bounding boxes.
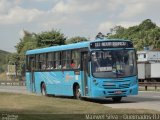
[90,41,133,49]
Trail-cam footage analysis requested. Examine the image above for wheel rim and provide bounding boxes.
[42,84,46,96]
[75,86,81,99]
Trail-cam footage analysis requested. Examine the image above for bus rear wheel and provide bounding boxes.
[112,97,122,102]
[41,83,47,96]
[74,85,81,99]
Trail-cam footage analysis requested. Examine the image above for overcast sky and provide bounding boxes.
[0,0,160,52]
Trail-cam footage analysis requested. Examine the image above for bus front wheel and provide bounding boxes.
[74,85,81,99]
[41,83,47,96]
[112,97,122,102]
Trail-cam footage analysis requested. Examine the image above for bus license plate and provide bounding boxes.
[115,91,122,94]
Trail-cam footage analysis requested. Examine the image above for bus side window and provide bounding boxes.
[30,55,35,71]
[62,51,71,69]
[47,53,54,69]
[70,59,75,68]
[35,54,40,70]
[39,54,46,70]
[71,50,80,69]
[26,55,31,71]
[55,52,61,69]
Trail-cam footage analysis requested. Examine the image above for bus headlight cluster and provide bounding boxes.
[93,79,98,86]
[132,79,137,86]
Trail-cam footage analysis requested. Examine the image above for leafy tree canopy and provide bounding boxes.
[15,30,37,54]
[0,50,10,73]
[65,36,88,44]
[36,29,66,47]
[12,29,66,76]
[108,19,160,50]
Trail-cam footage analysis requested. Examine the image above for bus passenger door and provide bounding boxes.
[29,57,35,93]
[81,52,89,96]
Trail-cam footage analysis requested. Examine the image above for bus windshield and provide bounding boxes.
[91,50,137,78]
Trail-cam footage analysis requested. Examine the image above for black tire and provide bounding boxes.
[41,83,47,96]
[112,97,122,102]
[74,85,81,99]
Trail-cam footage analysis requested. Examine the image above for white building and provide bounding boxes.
[137,51,160,63]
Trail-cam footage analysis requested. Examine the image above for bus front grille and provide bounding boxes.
[102,81,130,89]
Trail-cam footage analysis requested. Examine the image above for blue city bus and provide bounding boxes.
[26,39,138,102]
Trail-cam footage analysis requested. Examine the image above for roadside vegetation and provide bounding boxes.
[0,50,10,73]
[0,50,10,80]
[0,92,159,120]
[0,72,7,81]
[0,92,158,114]
[108,19,160,50]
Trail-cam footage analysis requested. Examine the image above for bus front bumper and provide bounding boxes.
[91,85,138,98]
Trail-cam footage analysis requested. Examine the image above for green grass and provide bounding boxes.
[0,92,159,120]
[0,92,157,114]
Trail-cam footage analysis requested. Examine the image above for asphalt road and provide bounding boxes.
[0,86,159,112]
[103,91,160,112]
[0,86,28,94]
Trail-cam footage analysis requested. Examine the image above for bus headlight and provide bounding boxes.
[132,79,138,86]
[93,79,96,83]
[93,79,98,86]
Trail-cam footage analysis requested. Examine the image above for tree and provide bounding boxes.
[0,50,10,73]
[11,29,67,79]
[35,29,66,47]
[108,19,160,50]
[65,36,88,44]
[110,25,125,35]
[139,19,156,30]
[15,30,37,54]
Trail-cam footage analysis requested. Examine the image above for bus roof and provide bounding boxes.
[26,39,131,55]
